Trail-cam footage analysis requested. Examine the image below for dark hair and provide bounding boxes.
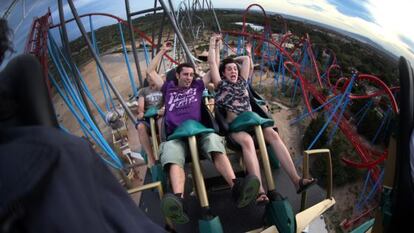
[219,57,241,77]
[176,63,195,74]
[0,19,14,64]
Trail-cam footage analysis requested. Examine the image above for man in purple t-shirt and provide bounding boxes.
[162,72,204,135]
[148,61,260,224]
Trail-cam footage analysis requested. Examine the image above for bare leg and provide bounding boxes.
[137,124,155,166]
[263,127,313,189]
[231,131,266,193]
[169,164,186,197]
[211,152,236,187]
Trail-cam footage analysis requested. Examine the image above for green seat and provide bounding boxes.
[167,120,214,140]
[229,111,274,132]
[144,106,159,118]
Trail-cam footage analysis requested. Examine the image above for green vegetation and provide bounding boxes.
[303,115,363,187]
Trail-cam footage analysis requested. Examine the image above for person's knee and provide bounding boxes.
[162,160,185,172]
[264,127,278,140]
[210,151,224,161]
[237,134,255,149]
[165,162,184,173]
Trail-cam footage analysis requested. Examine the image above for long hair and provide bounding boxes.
[0,18,14,65]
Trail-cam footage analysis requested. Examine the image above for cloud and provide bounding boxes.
[399,35,414,53]
[326,0,374,22]
[303,4,324,12]
[249,0,413,63]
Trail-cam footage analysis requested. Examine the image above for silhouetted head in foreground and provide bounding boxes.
[0,18,14,65]
[0,18,15,124]
[0,18,58,127]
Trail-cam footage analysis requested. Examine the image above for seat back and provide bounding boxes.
[247,84,273,119]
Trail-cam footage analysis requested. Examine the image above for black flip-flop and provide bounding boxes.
[296,178,317,194]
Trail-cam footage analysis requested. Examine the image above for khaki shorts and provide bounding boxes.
[160,133,226,169]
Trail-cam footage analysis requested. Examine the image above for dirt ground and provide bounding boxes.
[54,53,361,232]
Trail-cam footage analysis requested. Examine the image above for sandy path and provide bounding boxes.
[271,106,304,167]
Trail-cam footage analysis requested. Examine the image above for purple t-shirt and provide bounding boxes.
[162,79,205,135]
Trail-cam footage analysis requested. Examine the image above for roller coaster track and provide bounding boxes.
[24,9,52,90]
[25,10,184,100]
[49,12,178,65]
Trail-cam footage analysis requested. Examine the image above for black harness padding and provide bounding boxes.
[0,54,58,127]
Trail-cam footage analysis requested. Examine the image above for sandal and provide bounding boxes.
[255,192,269,206]
[296,177,317,194]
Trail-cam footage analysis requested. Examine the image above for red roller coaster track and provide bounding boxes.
[25,9,52,91]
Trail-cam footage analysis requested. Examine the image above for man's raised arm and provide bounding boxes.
[147,42,171,90]
[208,34,222,87]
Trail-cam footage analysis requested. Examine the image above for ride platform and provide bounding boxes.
[138,158,326,233]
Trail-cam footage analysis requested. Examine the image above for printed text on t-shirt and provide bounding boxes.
[167,88,198,112]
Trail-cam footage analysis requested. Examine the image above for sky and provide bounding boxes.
[1,0,414,64]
